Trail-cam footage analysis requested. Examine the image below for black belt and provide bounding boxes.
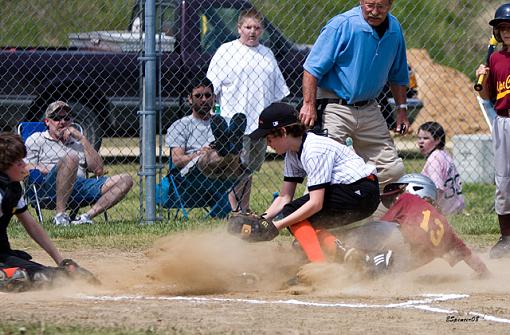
[350,174,378,186]
[496,110,510,117]
[317,98,373,108]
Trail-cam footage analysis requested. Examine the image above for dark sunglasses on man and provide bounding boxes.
[193,92,213,99]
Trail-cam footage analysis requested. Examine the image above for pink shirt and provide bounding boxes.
[422,149,465,215]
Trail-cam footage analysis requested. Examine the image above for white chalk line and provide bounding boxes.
[80,293,510,324]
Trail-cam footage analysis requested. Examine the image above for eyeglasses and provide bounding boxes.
[50,114,72,122]
[362,2,390,11]
[192,92,213,99]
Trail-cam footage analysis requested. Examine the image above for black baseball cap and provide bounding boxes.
[249,102,299,140]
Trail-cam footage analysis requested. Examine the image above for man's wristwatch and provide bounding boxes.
[397,103,408,110]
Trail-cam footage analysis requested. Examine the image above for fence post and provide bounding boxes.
[141,0,157,224]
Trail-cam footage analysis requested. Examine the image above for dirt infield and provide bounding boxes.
[2,230,510,334]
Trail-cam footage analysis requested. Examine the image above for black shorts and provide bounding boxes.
[0,250,54,280]
[281,176,380,229]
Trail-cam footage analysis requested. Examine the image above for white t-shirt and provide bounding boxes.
[207,39,289,134]
[25,131,87,178]
[165,115,214,155]
[422,149,465,215]
[284,132,376,190]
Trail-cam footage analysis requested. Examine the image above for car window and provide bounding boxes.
[130,1,178,37]
[199,7,239,53]
[161,4,177,36]
[197,4,294,57]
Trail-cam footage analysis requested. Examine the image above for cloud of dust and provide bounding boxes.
[288,251,510,298]
[31,227,509,300]
[141,228,303,295]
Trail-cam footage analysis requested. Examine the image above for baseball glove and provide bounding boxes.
[59,259,101,285]
[227,212,279,242]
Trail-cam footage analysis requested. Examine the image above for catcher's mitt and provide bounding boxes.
[227,212,279,242]
[59,259,101,285]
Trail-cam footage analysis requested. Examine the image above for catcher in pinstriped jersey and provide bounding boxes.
[228,102,393,275]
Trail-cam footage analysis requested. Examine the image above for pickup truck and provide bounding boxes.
[0,0,309,149]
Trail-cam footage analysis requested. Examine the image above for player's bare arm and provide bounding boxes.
[273,188,325,230]
[464,253,491,279]
[264,181,297,219]
[17,211,64,265]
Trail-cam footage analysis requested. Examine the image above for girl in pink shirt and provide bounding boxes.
[417,122,465,215]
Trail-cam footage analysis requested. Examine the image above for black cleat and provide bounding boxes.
[229,113,247,155]
[364,250,393,277]
[211,114,230,156]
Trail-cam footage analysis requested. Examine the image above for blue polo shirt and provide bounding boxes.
[304,6,409,103]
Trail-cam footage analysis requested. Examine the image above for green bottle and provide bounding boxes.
[214,103,221,115]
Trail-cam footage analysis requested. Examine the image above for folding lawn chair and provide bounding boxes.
[156,159,249,221]
[17,121,108,223]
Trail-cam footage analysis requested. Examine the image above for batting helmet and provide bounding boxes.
[381,173,437,208]
[490,3,510,42]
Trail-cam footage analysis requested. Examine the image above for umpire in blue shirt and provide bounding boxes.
[299,0,409,194]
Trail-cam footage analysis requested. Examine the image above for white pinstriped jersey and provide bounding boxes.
[284,132,376,189]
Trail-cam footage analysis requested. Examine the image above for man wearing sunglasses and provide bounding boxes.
[24,101,133,226]
[157,77,247,217]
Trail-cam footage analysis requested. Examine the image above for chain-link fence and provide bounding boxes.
[0,0,502,224]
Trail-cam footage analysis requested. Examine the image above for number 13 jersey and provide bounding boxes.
[382,193,471,266]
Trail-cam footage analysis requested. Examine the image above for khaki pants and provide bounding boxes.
[322,101,405,192]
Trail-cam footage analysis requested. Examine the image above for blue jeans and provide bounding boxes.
[28,167,106,208]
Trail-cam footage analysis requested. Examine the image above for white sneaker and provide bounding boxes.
[71,213,94,225]
[53,213,71,226]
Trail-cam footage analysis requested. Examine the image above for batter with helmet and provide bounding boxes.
[342,173,490,277]
[475,3,510,259]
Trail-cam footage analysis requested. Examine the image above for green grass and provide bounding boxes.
[449,183,499,237]
[0,0,135,47]
[7,158,500,253]
[0,322,157,335]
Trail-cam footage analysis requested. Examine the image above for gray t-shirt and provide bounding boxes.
[25,131,87,177]
[165,115,214,154]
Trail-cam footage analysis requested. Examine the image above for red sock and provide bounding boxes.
[316,229,337,256]
[289,220,326,262]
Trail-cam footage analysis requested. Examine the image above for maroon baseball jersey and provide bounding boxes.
[488,50,510,112]
[381,193,471,266]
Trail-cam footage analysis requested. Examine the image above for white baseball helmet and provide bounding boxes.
[381,173,437,208]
